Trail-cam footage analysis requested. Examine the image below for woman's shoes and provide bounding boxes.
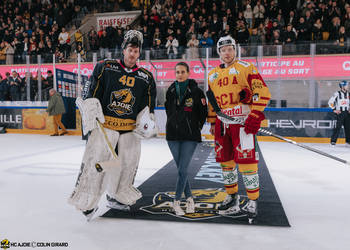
[186,197,195,214]
[60,131,68,136]
[173,197,196,215]
[50,133,59,136]
[173,200,185,216]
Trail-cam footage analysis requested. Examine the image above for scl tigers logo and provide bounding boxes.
[107,89,135,115]
[140,188,248,220]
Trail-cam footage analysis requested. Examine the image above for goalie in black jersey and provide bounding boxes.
[69,30,157,220]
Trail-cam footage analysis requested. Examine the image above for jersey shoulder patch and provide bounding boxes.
[237,60,250,67]
[209,70,219,83]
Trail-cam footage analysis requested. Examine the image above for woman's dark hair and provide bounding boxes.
[175,62,189,72]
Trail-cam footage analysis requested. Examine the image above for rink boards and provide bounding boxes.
[0,104,347,142]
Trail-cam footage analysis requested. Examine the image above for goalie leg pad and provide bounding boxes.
[68,127,120,211]
[112,132,142,205]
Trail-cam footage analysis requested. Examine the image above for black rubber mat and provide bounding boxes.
[103,142,290,227]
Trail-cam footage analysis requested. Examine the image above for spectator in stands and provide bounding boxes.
[187,34,199,59]
[9,71,21,101]
[335,26,346,53]
[199,31,213,57]
[253,0,265,27]
[21,72,37,101]
[176,28,187,58]
[151,38,164,59]
[249,28,262,56]
[42,70,53,101]
[75,44,86,61]
[142,26,152,50]
[88,28,99,51]
[312,19,324,42]
[0,42,6,64]
[165,34,179,59]
[46,88,67,136]
[58,27,70,57]
[328,16,341,42]
[99,30,110,59]
[5,41,14,65]
[271,30,283,45]
[74,29,83,48]
[0,74,9,101]
[283,24,297,53]
[244,4,253,29]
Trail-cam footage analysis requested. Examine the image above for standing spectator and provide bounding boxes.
[5,41,14,65]
[164,62,207,215]
[176,28,187,58]
[199,31,213,57]
[46,88,67,136]
[187,34,199,59]
[9,71,21,101]
[253,0,265,27]
[249,28,262,56]
[98,30,110,59]
[88,29,99,51]
[0,75,9,101]
[0,42,6,64]
[244,4,253,29]
[328,81,350,146]
[58,27,70,57]
[165,34,179,59]
[236,20,250,45]
[312,19,324,42]
[283,24,297,53]
[42,70,53,101]
[74,29,83,47]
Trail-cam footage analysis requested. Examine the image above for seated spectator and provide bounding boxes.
[75,44,87,61]
[0,42,6,64]
[165,34,179,59]
[312,19,324,42]
[249,28,262,56]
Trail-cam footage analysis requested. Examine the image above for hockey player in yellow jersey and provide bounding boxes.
[207,35,271,221]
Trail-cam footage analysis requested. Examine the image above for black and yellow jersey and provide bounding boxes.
[84,59,156,131]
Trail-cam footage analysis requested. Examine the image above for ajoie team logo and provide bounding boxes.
[107,89,135,115]
[140,189,248,220]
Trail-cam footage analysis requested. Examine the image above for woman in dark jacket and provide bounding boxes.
[165,62,207,216]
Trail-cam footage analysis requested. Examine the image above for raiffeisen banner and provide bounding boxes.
[0,55,349,80]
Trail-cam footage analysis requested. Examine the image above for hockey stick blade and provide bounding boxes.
[206,89,350,166]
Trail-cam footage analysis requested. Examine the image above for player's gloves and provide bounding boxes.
[76,97,105,136]
[239,88,252,104]
[133,106,158,139]
[244,110,265,135]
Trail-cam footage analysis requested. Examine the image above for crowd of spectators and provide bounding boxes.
[85,0,350,59]
[0,70,53,101]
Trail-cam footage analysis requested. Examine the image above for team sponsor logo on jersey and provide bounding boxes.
[209,72,218,82]
[222,105,250,117]
[106,63,119,70]
[137,71,149,80]
[140,189,248,220]
[229,67,239,75]
[107,89,135,115]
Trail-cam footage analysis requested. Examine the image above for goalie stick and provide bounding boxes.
[206,89,350,166]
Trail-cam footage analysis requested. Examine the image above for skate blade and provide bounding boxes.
[87,198,110,222]
[218,207,241,215]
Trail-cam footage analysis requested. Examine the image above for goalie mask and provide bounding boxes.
[122,30,143,52]
[217,35,237,58]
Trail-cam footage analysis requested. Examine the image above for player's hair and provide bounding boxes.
[175,62,189,72]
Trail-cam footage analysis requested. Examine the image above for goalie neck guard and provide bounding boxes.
[122,30,143,51]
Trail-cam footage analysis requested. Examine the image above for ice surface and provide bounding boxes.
[0,134,349,250]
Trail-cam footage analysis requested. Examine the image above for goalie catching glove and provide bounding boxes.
[76,97,105,136]
[244,110,265,135]
[133,106,158,139]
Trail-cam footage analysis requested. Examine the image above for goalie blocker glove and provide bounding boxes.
[244,110,265,135]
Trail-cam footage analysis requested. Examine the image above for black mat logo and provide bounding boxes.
[140,188,247,220]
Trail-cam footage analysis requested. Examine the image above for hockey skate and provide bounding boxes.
[218,193,241,215]
[242,199,258,224]
[106,194,130,211]
[84,196,110,222]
